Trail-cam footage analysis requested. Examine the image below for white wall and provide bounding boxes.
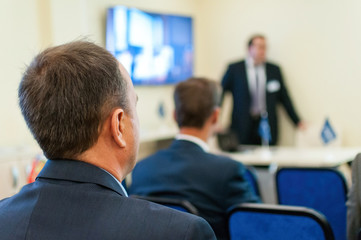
[0,0,42,147]
[1,0,361,148]
[196,0,361,146]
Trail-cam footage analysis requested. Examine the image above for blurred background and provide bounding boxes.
[1,0,360,149]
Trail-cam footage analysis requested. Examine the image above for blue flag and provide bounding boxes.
[321,118,336,144]
[158,101,165,119]
[258,114,272,143]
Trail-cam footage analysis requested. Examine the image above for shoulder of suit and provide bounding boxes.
[120,197,213,237]
[355,153,361,161]
[265,61,281,69]
[125,197,205,222]
[206,151,243,166]
[352,153,361,169]
[228,59,246,68]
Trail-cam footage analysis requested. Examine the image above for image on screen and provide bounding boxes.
[106,6,194,85]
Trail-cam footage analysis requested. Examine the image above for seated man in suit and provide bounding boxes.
[347,153,361,240]
[129,77,260,240]
[0,41,216,240]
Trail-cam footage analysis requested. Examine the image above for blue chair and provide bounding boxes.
[228,203,334,240]
[244,166,262,201]
[276,167,347,240]
[121,179,127,192]
[130,195,199,215]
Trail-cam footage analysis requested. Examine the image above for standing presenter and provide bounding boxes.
[221,34,304,145]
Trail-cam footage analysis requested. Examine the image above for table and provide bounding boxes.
[214,146,361,203]
[217,146,361,168]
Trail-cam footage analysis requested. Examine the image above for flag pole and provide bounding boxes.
[259,111,271,158]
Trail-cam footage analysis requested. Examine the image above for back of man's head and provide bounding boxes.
[173,77,221,128]
[19,41,130,159]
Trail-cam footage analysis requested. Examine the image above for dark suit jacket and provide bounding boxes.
[222,60,300,145]
[347,153,361,240]
[0,159,216,240]
[129,140,260,240]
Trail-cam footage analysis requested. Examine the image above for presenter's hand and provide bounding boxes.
[297,121,307,131]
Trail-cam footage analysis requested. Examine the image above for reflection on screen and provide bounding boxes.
[106,6,193,85]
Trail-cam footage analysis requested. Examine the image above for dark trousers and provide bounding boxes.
[248,116,262,145]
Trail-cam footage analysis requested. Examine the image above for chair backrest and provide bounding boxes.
[276,167,347,240]
[228,203,334,240]
[130,195,199,215]
[244,166,262,200]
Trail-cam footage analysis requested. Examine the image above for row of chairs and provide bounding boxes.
[132,167,347,240]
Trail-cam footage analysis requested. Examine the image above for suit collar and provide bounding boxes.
[37,159,126,196]
[175,134,209,152]
[170,139,206,152]
[246,56,266,68]
[244,59,271,82]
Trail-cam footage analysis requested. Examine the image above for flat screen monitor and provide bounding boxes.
[106,6,194,85]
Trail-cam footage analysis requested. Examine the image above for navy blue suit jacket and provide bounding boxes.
[222,60,300,145]
[129,140,260,240]
[0,159,216,240]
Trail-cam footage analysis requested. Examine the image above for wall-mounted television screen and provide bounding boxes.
[106,6,194,85]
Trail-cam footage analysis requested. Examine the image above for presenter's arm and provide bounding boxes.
[220,65,233,104]
[277,66,301,125]
[346,153,361,240]
[185,216,216,240]
[297,121,307,131]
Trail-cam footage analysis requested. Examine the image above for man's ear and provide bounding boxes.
[173,110,177,122]
[111,108,126,148]
[211,107,220,124]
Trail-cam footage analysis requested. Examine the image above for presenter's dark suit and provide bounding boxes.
[0,159,216,240]
[129,140,260,240]
[222,60,300,145]
[347,153,361,240]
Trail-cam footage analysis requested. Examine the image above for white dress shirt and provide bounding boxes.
[101,168,128,197]
[175,133,210,153]
[246,56,266,116]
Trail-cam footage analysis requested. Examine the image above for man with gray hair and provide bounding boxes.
[0,41,216,240]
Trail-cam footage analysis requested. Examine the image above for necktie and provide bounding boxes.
[253,70,260,115]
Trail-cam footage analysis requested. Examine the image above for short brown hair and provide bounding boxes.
[248,34,266,48]
[174,77,221,128]
[19,41,129,159]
